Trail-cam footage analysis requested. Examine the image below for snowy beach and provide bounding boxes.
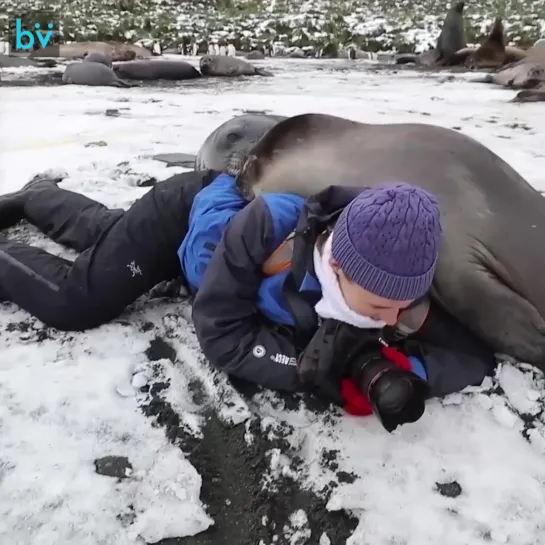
[1,57,545,545]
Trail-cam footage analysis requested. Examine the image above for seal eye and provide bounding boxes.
[226,132,240,143]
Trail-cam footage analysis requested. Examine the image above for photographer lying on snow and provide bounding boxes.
[0,170,496,432]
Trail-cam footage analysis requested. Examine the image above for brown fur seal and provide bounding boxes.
[236,113,545,370]
[467,18,526,69]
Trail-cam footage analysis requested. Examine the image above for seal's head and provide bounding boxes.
[199,54,214,75]
[453,1,465,14]
[329,182,442,325]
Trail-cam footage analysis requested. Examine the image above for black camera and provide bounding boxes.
[352,353,429,432]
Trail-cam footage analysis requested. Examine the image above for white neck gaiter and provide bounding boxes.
[313,234,386,329]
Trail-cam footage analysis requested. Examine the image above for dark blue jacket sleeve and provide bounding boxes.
[191,196,304,392]
[409,303,497,398]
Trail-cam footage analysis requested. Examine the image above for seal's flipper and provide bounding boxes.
[395,53,420,65]
[115,79,135,88]
[152,153,197,168]
[511,88,545,102]
[432,264,545,369]
[256,68,274,77]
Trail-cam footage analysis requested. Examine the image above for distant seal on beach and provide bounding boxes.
[395,1,466,66]
[0,56,56,68]
[467,18,527,69]
[112,60,201,80]
[235,112,545,369]
[479,60,545,88]
[84,52,113,67]
[475,45,545,89]
[62,62,132,87]
[30,41,151,61]
[199,55,273,77]
[195,113,287,172]
[512,84,545,102]
[436,1,467,64]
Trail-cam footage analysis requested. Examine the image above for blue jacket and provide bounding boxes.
[177,172,495,397]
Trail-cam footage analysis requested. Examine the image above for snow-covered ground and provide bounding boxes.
[1,57,545,545]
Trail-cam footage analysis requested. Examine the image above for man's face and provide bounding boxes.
[330,258,414,326]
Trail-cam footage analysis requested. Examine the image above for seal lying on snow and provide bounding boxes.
[475,46,545,90]
[479,60,545,89]
[235,112,545,369]
[195,113,287,171]
[0,56,57,68]
[113,60,201,80]
[30,41,151,61]
[62,62,132,87]
[512,83,545,102]
[199,55,273,77]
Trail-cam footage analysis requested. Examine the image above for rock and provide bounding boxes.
[435,480,463,498]
[94,456,133,479]
[85,141,108,147]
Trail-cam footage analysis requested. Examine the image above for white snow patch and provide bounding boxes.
[0,320,213,544]
[1,59,545,545]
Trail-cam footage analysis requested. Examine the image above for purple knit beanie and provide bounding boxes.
[331,183,442,301]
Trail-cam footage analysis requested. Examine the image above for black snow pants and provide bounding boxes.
[0,169,220,331]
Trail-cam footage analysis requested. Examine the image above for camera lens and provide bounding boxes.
[375,376,413,413]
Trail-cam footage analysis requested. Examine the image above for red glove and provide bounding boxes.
[339,345,413,416]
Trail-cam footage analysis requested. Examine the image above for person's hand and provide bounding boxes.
[297,318,383,405]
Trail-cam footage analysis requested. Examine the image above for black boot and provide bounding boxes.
[0,171,66,231]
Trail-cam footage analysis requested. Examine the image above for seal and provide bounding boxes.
[0,56,56,68]
[84,52,113,67]
[152,153,198,168]
[236,112,545,369]
[435,0,467,64]
[485,59,545,88]
[30,41,151,61]
[467,18,527,69]
[199,54,273,77]
[395,1,466,66]
[112,60,201,80]
[512,84,545,102]
[195,113,287,172]
[448,19,528,68]
[62,62,133,87]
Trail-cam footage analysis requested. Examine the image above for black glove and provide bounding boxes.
[297,318,383,405]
